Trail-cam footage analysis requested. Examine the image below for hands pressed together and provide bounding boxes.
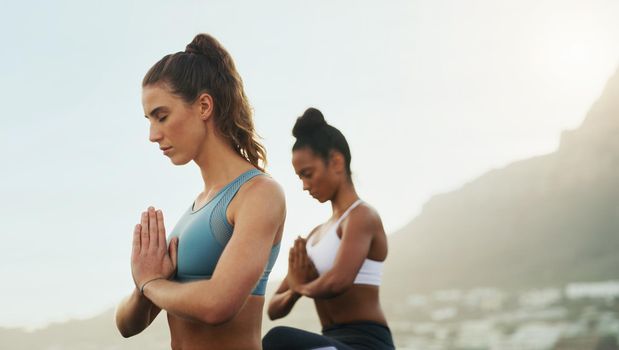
[286,236,319,293]
[131,207,179,293]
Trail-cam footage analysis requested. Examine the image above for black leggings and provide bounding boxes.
[262,322,395,350]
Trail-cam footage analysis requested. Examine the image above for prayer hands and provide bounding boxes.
[131,207,178,292]
[286,236,319,293]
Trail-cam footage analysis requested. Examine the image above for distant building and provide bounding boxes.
[565,281,619,300]
[553,335,618,350]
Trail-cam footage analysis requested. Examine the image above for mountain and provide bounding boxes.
[384,66,619,295]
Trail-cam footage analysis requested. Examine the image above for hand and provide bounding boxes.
[131,207,178,292]
[287,236,319,293]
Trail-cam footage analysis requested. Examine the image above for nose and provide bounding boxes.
[149,122,163,143]
[302,180,310,192]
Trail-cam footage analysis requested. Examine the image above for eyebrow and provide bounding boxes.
[144,106,167,119]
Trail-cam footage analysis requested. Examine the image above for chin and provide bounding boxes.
[314,195,328,203]
[169,155,192,166]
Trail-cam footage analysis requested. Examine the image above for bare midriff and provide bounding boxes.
[314,285,387,328]
[167,296,263,350]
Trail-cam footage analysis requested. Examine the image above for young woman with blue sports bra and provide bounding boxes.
[114,34,285,350]
[263,108,395,350]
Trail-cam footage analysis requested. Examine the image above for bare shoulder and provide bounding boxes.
[238,173,285,204]
[231,173,286,222]
[342,201,384,235]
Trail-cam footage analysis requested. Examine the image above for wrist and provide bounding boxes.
[131,286,153,306]
[291,283,307,296]
[140,277,166,295]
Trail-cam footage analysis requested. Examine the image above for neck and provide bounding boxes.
[193,127,254,194]
[330,180,359,218]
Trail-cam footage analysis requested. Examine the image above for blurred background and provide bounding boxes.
[1,0,618,349]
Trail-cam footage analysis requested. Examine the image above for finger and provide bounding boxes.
[148,207,158,250]
[300,238,308,253]
[157,210,166,251]
[140,211,149,250]
[299,244,308,267]
[296,240,304,267]
[288,247,296,268]
[169,237,178,269]
[295,237,302,252]
[290,241,297,255]
[132,224,141,257]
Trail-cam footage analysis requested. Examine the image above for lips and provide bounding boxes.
[160,146,172,151]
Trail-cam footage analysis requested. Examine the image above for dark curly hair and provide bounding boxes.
[292,107,352,177]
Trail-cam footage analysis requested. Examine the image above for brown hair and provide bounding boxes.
[142,34,266,171]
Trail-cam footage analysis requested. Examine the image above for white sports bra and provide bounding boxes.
[306,199,383,286]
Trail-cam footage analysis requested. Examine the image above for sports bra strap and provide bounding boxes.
[334,199,363,227]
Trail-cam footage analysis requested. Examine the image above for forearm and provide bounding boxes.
[143,279,232,325]
[268,289,302,320]
[115,288,159,338]
[296,273,351,299]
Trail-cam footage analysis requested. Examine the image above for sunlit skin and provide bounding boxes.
[267,146,389,328]
[115,84,286,350]
[143,84,210,166]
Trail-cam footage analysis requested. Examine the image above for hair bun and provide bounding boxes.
[293,107,328,138]
[185,33,219,57]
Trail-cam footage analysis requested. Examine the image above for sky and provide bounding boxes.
[1,0,619,329]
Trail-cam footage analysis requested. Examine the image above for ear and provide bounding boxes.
[196,92,214,121]
[328,151,346,175]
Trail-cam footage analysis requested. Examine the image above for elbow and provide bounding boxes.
[267,306,283,321]
[197,301,239,326]
[267,311,278,321]
[115,314,137,339]
[117,327,135,339]
[201,309,236,326]
[267,307,277,321]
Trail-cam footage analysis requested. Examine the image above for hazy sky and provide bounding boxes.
[1,0,619,329]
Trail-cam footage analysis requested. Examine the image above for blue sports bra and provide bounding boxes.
[167,169,280,296]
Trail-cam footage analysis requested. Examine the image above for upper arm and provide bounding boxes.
[208,177,286,311]
[325,207,378,285]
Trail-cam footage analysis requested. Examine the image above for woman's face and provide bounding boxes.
[142,84,206,165]
[292,147,339,203]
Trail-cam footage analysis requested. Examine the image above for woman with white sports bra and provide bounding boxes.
[262,108,395,350]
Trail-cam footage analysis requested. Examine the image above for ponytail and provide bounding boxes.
[143,34,267,171]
